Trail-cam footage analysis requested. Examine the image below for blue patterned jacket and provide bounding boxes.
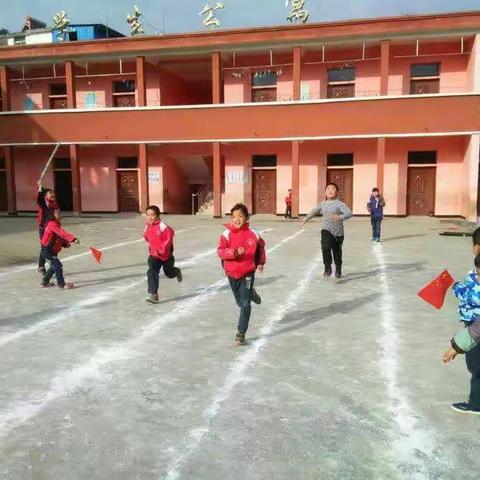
[453,270,480,323]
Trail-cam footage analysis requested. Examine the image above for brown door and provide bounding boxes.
[118,171,140,212]
[327,84,355,99]
[114,95,136,107]
[407,167,436,216]
[0,171,7,211]
[253,170,276,214]
[327,169,353,209]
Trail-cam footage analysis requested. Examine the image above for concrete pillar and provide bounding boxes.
[376,137,386,192]
[0,66,11,111]
[4,146,16,214]
[136,56,146,107]
[213,141,222,217]
[380,40,390,96]
[70,144,81,215]
[65,61,76,109]
[293,47,302,101]
[291,140,300,218]
[211,52,222,104]
[139,143,149,212]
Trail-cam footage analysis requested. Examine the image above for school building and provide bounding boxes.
[1,11,480,219]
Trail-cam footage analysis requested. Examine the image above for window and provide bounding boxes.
[54,158,71,170]
[50,84,67,96]
[251,72,277,103]
[327,66,355,99]
[252,155,277,168]
[118,157,138,169]
[327,153,354,167]
[410,63,440,95]
[0,158,5,170]
[67,31,78,42]
[14,36,26,46]
[113,80,136,93]
[408,151,437,165]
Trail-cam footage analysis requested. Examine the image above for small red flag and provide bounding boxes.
[90,247,103,264]
[417,270,454,309]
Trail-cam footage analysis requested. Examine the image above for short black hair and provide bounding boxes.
[473,227,480,246]
[372,188,379,192]
[230,203,249,218]
[146,205,161,217]
[326,183,339,192]
[44,188,53,195]
[475,254,480,269]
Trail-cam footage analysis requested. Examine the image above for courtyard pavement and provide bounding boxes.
[0,214,478,479]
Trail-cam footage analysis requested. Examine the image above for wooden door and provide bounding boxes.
[114,95,136,107]
[407,167,436,216]
[327,84,355,99]
[253,170,276,214]
[0,171,7,211]
[327,169,353,209]
[54,171,73,211]
[118,171,139,212]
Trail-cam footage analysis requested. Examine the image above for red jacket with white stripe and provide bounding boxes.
[144,220,175,261]
[217,223,266,279]
[41,220,76,255]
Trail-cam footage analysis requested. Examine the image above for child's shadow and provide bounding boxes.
[336,261,424,285]
[248,293,377,341]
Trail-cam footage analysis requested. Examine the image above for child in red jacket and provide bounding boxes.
[40,214,78,289]
[285,189,293,219]
[144,205,183,304]
[218,203,266,345]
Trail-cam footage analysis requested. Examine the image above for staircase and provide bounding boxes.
[195,183,214,215]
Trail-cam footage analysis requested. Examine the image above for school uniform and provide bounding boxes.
[36,187,60,270]
[367,195,386,241]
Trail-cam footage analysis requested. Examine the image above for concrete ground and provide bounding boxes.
[0,214,479,480]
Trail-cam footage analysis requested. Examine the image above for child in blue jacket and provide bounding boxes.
[367,188,385,242]
[443,230,480,415]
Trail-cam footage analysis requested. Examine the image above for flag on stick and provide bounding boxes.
[417,270,454,309]
[90,247,103,264]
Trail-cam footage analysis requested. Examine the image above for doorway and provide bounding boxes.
[253,170,277,214]
[0,170,7,211]
[407,167,436,216]
[327,168,354,209]
[118,171,140,212]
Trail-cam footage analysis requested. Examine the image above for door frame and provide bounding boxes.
[117,169,140,213]
[406,165,437,216]
[252,168,277,215]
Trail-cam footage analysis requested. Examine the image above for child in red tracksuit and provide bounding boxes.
[36,180,60,275]
[40,215,78,289]
[217,203,266,345]
[143,205,183,304]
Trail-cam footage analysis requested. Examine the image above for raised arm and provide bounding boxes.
[302,204,323,224]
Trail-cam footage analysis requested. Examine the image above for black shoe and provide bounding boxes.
[251,288,262,305]
[37,267,46,276]
[235,331,246,346]
[177,270,183,283]
[451,402,480,415]
[324,267,332,277]
[335,268,342,279]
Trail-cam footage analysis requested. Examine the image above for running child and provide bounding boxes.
[443,229,480,414]
[367,187,386,242]
[217,203,266,346]
[301,183,352,278]
[143,205,183,304]
[40,214,78,289]
[285,189,293,219]
[36,180,60,275]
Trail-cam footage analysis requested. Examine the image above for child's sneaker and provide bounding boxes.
[60,283,74,290]
[37,267,46,275]
[235,331,246,346]
[40,282,54,288]
[177,270,183,283]
[324,266,332,277]
[145,293,159,304]
[451,402,480,415]
[251,288,262,305]
[335,267,342,279]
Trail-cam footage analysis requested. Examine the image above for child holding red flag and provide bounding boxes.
[218,203,266,346]
[143,205,183,304]
[40,214,78,289]
[36,180,60,275]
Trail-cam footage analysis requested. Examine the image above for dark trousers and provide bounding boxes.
[285,205,292,219]
[228,274,255,334]
[38,228,46,269]
[147,255,180,294]
[371,217,382,240]
[41,247,65,287]
[321,229,344,269]
[466,344,480,408]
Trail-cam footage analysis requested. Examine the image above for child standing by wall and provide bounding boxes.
[367,188,386,242]
[218,203,266,345]
[36,180,60,275]
[443,232,480,415]
[301,183,352,278]
[285,189,293,219]
[144,205,183,304]
[40,214,78,289]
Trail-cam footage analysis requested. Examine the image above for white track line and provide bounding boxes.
[372,244,443,477]
[0,229,298,439]
[0,227,199,279]
[164,243,321,480]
